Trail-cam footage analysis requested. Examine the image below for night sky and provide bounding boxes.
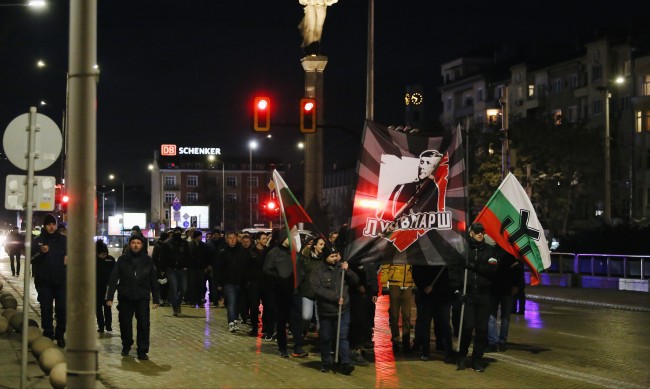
[0,0,644,224]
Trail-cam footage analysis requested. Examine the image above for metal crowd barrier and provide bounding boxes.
[548,252,649,279]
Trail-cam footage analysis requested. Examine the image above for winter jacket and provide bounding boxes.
[310,260,359,318]
[490,247,522,296]
[412,265,454,304]
[105,250,160,303]
[160,235,190,270]
[449,238,498,294]
[215,243,247,286]
[297,250,323,299]
[31,230,67,287]
[263,244,294,283]
[188,240,210,270]
[379,264,414,288]
[96,254,116,296]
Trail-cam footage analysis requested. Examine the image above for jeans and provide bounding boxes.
[166,269,187,310]
[488,293,513,345]
[224,284,240,323]
[319,310,351,365]
[301,297,318,332]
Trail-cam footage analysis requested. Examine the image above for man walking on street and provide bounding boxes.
[31,214,67,347]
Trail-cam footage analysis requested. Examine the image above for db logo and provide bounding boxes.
[161,144,177,156]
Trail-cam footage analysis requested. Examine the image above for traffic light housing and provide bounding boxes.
[262,199,280,215]
[61,194,69,213]
[253,96,271,132]
[300,98,316,133]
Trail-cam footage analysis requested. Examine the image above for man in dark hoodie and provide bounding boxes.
[262,228,307,358]
[96,240,116,333]
[106,234,160,360]
[31,213,67,347]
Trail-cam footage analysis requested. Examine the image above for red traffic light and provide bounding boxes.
[300,97,316,133]
[267,200,277,210]
[62,195,70,203]
[253,96,271,132]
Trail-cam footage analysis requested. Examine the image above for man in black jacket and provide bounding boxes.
[215,231,247,332]
[449,222,498,372]
[31,214,67,347]
[487,248,522,352]
[96,240,116,333]
[160,227,189,316]
[106,235,160,360]
[6,226,24,276]
[310,251,359,375]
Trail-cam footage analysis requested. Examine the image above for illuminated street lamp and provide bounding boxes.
[109,173,125,230]
[0,1,47,8]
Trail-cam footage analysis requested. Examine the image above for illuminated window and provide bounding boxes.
[636,111,650,133]
[551,109,562,125]
[528,84,535,97]
[187,175,198,187]
[643,76,650,96]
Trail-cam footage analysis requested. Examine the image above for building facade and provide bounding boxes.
[149,150,281,233]
[440,36,650,223]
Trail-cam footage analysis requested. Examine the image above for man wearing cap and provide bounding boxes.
[105,234,160,360]
[449,222,499,372]
[31,213,68,347]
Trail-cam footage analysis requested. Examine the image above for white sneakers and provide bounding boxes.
[228,322,239,332]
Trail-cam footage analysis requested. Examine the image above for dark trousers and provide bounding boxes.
[458,293,490,360]
[363,291,376,343]
[512,287,526,314]
[243,282,261,331]
[36,283,66,340]
[187,268,204,305]
[319,310,351,365]
[349,291,366,349]
[273,285,304,351]
[117,298,151,354]
[96,292,113,330]
[9,251,21,275]
[432,300,453,355]
[260,287,276,335]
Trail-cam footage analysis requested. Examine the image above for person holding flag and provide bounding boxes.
[449,222,498,372]
[310,249,358,374]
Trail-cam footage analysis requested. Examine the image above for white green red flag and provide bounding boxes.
[272,169,313,287]
[474,172,551,286]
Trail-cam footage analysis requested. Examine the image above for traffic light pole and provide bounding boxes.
[301,55,328,233]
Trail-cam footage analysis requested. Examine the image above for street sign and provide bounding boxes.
[4,175,56,211]
[183,221,189,228]
[3,112,62,171]
[172,197,181,211]
[173,211,181,221]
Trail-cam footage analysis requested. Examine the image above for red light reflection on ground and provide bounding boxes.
[374,295,400,388]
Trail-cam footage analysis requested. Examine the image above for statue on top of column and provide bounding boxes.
[298,0,338,56]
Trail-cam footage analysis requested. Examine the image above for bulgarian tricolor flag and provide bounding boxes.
[271,169,313,288]
[474,172,551,286]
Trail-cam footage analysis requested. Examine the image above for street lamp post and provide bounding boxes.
[109,174,125,231]
[598,76,624,225]
[248,140,258,227]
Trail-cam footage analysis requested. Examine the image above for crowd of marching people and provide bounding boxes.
[14,213,526,374]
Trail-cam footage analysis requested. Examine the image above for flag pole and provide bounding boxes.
[456,267,468,355]
[334,261,346,364]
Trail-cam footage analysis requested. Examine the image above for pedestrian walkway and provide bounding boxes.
[1,255,648,388]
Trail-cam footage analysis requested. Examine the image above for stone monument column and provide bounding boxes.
[301,55,327,231]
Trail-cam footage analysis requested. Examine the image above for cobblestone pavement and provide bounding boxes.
[1,255,649,388]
